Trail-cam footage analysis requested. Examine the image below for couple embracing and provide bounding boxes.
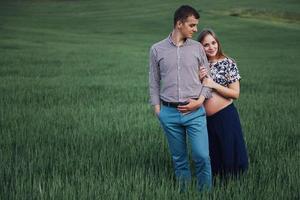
[149,5,248,192]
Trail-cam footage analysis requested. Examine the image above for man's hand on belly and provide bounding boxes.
[177,96,205,113]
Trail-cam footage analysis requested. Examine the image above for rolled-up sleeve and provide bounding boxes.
[149,46,161,105]
[199,45,212,99]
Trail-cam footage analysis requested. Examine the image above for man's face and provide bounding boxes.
[178,15,199,38]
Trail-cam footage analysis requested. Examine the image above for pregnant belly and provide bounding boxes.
[204,92,233,116]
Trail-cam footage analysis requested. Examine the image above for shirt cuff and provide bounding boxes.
[150,96,161,106]
[201,86,212,99]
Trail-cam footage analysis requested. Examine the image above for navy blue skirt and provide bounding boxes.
[207,103,248,177]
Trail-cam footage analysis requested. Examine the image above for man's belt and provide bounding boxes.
[161,100,189,108]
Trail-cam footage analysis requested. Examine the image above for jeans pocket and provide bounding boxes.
[159,106,165,118]
[197,106,206,117]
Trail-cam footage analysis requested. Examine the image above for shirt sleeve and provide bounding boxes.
[149,46,161,105]
[199,45,212,99]
[226,59,241,84]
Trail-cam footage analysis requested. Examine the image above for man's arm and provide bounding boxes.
[199,45,212,99]
[149,46,161,115]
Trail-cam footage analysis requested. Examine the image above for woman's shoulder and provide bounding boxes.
[223,57,237,65]
[211,57,237,69]
[218,57,238,71]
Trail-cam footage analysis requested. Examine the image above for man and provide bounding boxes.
[149,5,212,191]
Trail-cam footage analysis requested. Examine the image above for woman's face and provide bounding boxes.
[201,34,218,60]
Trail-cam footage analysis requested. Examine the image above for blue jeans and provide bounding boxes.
[158,105,212,191]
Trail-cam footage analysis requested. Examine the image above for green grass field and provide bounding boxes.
[0,0,299,199]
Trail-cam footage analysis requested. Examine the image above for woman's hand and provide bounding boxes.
[202,77,216,89]
[199,66,208,80]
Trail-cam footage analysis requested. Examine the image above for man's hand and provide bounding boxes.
[154,105,160,117]
[177,96,205,113]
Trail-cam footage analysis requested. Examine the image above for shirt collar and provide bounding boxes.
[167,33,191,47]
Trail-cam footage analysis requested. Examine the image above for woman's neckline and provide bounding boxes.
[209,57,228,66]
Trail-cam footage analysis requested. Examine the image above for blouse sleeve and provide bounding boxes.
[226,59,241,84]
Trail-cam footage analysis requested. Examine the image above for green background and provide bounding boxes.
[0,0,299,199]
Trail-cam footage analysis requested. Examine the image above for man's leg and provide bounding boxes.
[183,106,212,191]
[159,105,191,190]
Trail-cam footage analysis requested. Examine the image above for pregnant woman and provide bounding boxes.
[197,29,249,178]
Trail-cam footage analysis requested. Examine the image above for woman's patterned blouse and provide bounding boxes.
[209,57,241,87]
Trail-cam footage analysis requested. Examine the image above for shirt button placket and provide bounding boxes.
[177,46,181,102]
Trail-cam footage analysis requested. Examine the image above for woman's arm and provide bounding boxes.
[203,78,240,99]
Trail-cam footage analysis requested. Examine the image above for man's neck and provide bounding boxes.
[171,30,186,47]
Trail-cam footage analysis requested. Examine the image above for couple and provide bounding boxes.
[149,5,248,191]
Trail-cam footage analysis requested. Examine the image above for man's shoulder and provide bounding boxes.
[188,39,201,45]
[187,39,203,48]
[151,38,169,50]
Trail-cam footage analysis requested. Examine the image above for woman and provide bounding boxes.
[197,29,248,178]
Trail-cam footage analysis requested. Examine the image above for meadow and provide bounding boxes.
[0,0,299,199]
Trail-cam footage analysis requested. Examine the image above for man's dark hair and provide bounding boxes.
[173,5,200,27]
